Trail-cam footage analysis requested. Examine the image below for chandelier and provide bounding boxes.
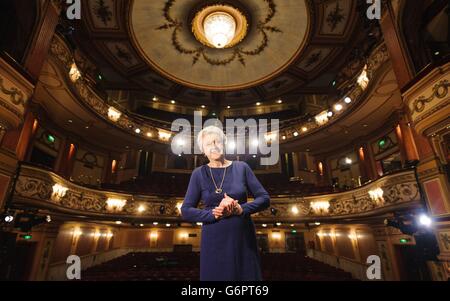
[204,12,236,48]
[192,4,248,49]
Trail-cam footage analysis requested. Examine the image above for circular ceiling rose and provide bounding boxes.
[130,0,309,91]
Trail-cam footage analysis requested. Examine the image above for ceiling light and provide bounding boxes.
[256,102,261,106]
[293,132,299,137]
[170,100,176,104]
[204,12,236,49]
[334,104,343,111]
[344,97,352,104]
[135,128,141,134]
[277,99,283,104]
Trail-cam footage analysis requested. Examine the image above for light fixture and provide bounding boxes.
[357,65,369,90]
[256,102,261,106]
[291,206,299,215]
[196,222,203,226]
[140,224,144,227]
[153,222,159,226]
[277,99,283,104]
[276,222,282,226]
[262,224,267,228]
[146,132,153,138]
[150,232,158,239]
[271,232,281,239]
[166,223,171,227]
[418,214,432,227]
[315,222,321,226]
[344,97,352,104]
[227,105,231,109]
[334,104,343,111]
[152,96,158,101]
[137,204,146,213]
[4,215,14,223]
[301,127,308,133]
[69,63,81,82]
[170,100,176,104]
[203,12,236,48]
[369,188,384,203]
[315,111,329,126]
[310,201,330,215]
[158,130,172,141]
[327,111,334,117]
[135,128,141,134]
[108,107,122,122]
[201,105,206,108]
[345,157,352,165]
[115,221,122,225]
[106,198,127,212]
[293,132,299,137]
[52,184,68,201]
[282,135,286,140]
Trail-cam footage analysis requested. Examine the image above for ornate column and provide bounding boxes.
[379,0,415,89]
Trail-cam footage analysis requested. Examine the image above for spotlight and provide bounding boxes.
[418,214,432,227]
[4,215,14,223]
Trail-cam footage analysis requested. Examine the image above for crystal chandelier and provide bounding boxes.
[203,12,236,48]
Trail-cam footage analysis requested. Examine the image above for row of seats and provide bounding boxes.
[81,252,355,281]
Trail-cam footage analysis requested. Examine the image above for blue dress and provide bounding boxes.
[181,161,270,281]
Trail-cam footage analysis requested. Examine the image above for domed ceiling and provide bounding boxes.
[73,0,362,106]
[130,0,309,91]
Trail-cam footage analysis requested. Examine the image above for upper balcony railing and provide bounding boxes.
[47,34,391,146]
[11,163,422,223]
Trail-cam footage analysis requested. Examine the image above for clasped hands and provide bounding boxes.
[212,193,243,220]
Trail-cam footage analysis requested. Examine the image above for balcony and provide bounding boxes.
[11,163,422,223]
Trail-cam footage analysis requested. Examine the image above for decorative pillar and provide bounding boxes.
[379,0,415,89]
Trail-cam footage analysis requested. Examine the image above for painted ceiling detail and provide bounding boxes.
[130,0,308,91]
[155,0,282,67]
[73,0,370,105]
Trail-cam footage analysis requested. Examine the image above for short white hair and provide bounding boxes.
[197,126,227,153]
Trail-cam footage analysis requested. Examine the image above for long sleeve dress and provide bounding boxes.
[181,161,270,281]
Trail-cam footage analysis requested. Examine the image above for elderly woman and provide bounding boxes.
[181,126,270,281]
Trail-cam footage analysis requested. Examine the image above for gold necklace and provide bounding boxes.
[208,165,228,194]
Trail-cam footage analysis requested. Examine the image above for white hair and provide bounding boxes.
[197,126,227,153]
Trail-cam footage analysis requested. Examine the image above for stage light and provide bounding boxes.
[3,213,14,223]
[418,214,432,227]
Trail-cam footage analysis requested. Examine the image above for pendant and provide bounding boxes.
[215,188,223,194]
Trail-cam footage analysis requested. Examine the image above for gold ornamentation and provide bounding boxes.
[412,80,449,113]
[0,77,26,107]
[156,0,282,66]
